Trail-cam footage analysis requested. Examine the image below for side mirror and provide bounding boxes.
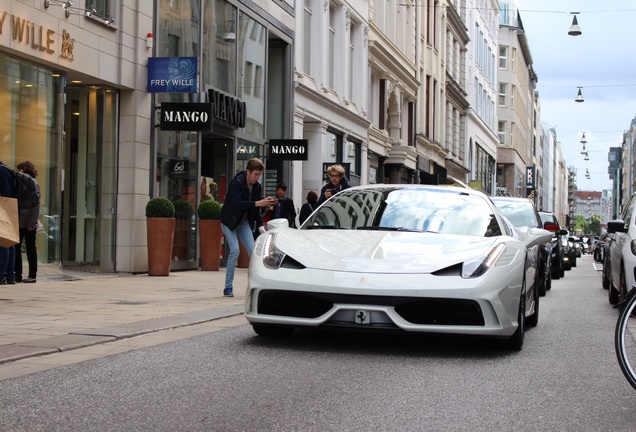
[543,222,560,232]
[608,219,627,234]
[558,229,569,236]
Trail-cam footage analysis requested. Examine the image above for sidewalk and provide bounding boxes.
[0,264,246,365]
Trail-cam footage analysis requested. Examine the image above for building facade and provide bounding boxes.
[464,0,499,195]
[496,0,536,199]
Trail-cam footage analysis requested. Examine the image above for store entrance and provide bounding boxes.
[201,135,231,203]
[61,86,118,272]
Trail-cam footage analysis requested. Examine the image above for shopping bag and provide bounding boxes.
[0,196,19,247]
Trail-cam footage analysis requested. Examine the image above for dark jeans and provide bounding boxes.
[0,245,15,278]
[15,228,37,279]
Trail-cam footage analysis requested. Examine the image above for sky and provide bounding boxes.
[515,0,636,192]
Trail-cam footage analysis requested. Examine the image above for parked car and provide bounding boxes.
[538,211,569,279]
[491,196,552,296]
[246,185,553,350]
[607,193,636,304]
[602,233,614,290]
[567,237,578,268]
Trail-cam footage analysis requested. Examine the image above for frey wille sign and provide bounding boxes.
[268,139,309,161]
[160,103,212,131]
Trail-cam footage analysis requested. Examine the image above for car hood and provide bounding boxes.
[271,229,503,273]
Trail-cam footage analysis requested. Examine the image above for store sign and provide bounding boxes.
[0,11,73,58]
[208,89,246,128]
[268,139,308,161]
[160,103,212,131]
[170,160,190,176]
[147,57,197,93]
[526,166,535,188]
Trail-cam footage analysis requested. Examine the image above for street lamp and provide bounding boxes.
[568,12,582,36]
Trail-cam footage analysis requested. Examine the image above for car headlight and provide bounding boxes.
[461,242,506,279]
[262,232,286,269]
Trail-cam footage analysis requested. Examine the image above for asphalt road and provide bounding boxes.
[1,255,635,431]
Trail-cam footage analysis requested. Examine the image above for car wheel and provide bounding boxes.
[252,324,295,337]
[602,258,610,289]
[526,278,540,327]
[560,259,566,277]
[572,255,577,267]
[621,265,628,302]
[546,269,552,291]
[609,269,620,305]
[507,287,526,351]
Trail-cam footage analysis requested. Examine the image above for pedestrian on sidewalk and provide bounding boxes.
[15,161,40,284]
[263,182,297,228]
[317,164,351,206]
[219,158,277,297]
[298,190,318,226]
[0,161,16,285]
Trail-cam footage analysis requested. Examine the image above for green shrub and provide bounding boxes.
[145,197,175,218]
[197,199,222,220]
[173,199,194,220]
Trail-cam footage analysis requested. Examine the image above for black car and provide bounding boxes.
[539,211,569,279]
[491,196,552,296]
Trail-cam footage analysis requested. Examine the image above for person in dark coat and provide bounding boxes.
[317,164,351,206]
[219,158,277,297]
[263,182,297,228]
[15,161,40,283]
[298,190,318,226]
[0,161,16,284]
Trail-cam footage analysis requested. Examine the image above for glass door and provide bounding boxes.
[62,86,118,272]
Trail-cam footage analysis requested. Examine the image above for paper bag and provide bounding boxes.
[0,196,19,247]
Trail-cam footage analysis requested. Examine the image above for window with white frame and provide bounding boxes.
[510,84,515,108]
[86,0,113,20]
[498,121,506,144]
[349,20,356,100]
[303,0,312,73]
[329,4,336,89]
[498,83,506,106]
[499,46,507,69]
[511,47,516,72]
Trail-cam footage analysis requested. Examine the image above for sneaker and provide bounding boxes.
[15,277,22,283]
[223,289,234,297]
[23,277,36,283]
[6,277,15,285]
[0,276,6,285]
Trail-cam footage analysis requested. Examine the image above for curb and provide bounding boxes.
[0,305,244,365]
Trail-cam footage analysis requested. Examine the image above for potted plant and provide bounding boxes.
[172,199,194,261]
[146,197,175,276]
[197,199,223,271]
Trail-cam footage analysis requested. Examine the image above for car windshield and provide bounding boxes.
[491,198,539,228]
[303,187,502,237]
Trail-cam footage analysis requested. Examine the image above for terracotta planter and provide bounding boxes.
[199,219,222,271]
[147,217,175,276]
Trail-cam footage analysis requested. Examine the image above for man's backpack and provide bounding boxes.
[14,171,40,210]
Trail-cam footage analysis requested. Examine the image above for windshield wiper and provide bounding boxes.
[356,226,428,233]
[305,225,348,230]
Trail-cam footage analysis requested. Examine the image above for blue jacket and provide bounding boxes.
[0,162,15,198]
[219,171,264,231]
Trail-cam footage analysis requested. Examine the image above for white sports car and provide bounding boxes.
[245,185,553,350]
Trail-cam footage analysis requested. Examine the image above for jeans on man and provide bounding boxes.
[0,245,15,279]
[221,219,255,291]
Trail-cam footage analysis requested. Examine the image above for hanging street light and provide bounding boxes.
[584,153,590,161]
[575,87,584,103]
[580,132,587,144]
[568,12,582,36]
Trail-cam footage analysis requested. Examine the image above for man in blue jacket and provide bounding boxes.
[0,161,16,284]
[219,158,277,297]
